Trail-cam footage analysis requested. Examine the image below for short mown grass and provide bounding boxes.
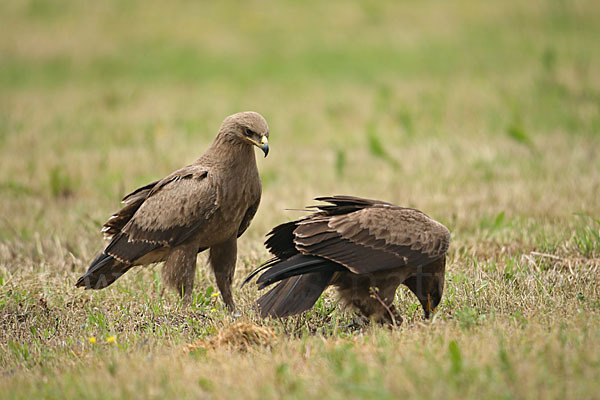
[1,0,600,398]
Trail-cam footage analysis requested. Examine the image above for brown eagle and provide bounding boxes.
[244,196,450,324]
[76,111,270,309]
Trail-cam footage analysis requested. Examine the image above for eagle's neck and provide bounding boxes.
[205,132,256,168]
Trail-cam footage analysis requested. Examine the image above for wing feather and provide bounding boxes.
[101,165,219,264]
[290,200,449,274]
[122,166,218,246]
[102,180,160,240]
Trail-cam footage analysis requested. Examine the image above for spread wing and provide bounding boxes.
[292,203,450,274]
[103,165,220,263]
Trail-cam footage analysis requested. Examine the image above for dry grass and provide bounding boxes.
[186,321,277,352]
[1,0,600,398]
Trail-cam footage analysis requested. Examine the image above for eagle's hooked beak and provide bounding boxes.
[424,294,432,319]
[259,136,269,157]
[249,136,269,157]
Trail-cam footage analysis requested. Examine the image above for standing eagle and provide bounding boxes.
[76,111,270,309]
[244,196,450,324]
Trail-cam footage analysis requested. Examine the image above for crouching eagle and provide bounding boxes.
[244,196,450,324]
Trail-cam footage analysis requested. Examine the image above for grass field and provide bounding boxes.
[1,0,600,398]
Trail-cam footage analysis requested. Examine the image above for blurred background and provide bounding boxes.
[1,3,600,396]
[1,0,599,260]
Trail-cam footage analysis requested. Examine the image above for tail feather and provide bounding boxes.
[258,271,334,318]
[75,252,133,289]
[246,254,344,318]
[78,180,161,290]
[241,257,278,288]
[255,254,343,289]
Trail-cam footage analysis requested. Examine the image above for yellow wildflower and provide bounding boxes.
[107,336,116,344]
[211,308,216,313]
[210,292,220,298]
[88,337,96,344]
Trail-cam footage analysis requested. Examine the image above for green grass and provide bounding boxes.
[1,0,600,398]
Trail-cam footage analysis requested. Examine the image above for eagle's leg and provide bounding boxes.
[369,283,404,326]
[336,274,403,326]
[350,292,403,326]
[209,236,237,310]
[161,241,198,305]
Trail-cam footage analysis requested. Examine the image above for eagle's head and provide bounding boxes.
[403,259,446,319]
[220,111,270,157]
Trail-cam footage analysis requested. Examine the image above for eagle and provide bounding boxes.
[76,111,270,309]
[244,196,450,324]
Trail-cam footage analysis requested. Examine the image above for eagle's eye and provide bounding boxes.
[244,127,255,137]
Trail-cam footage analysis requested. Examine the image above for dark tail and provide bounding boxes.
[255,254,344,288]
[75,252,133,289]
[245,254,344,318]
[257,271,334,318]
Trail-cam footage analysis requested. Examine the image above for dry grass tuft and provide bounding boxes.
[186,320,277,352]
